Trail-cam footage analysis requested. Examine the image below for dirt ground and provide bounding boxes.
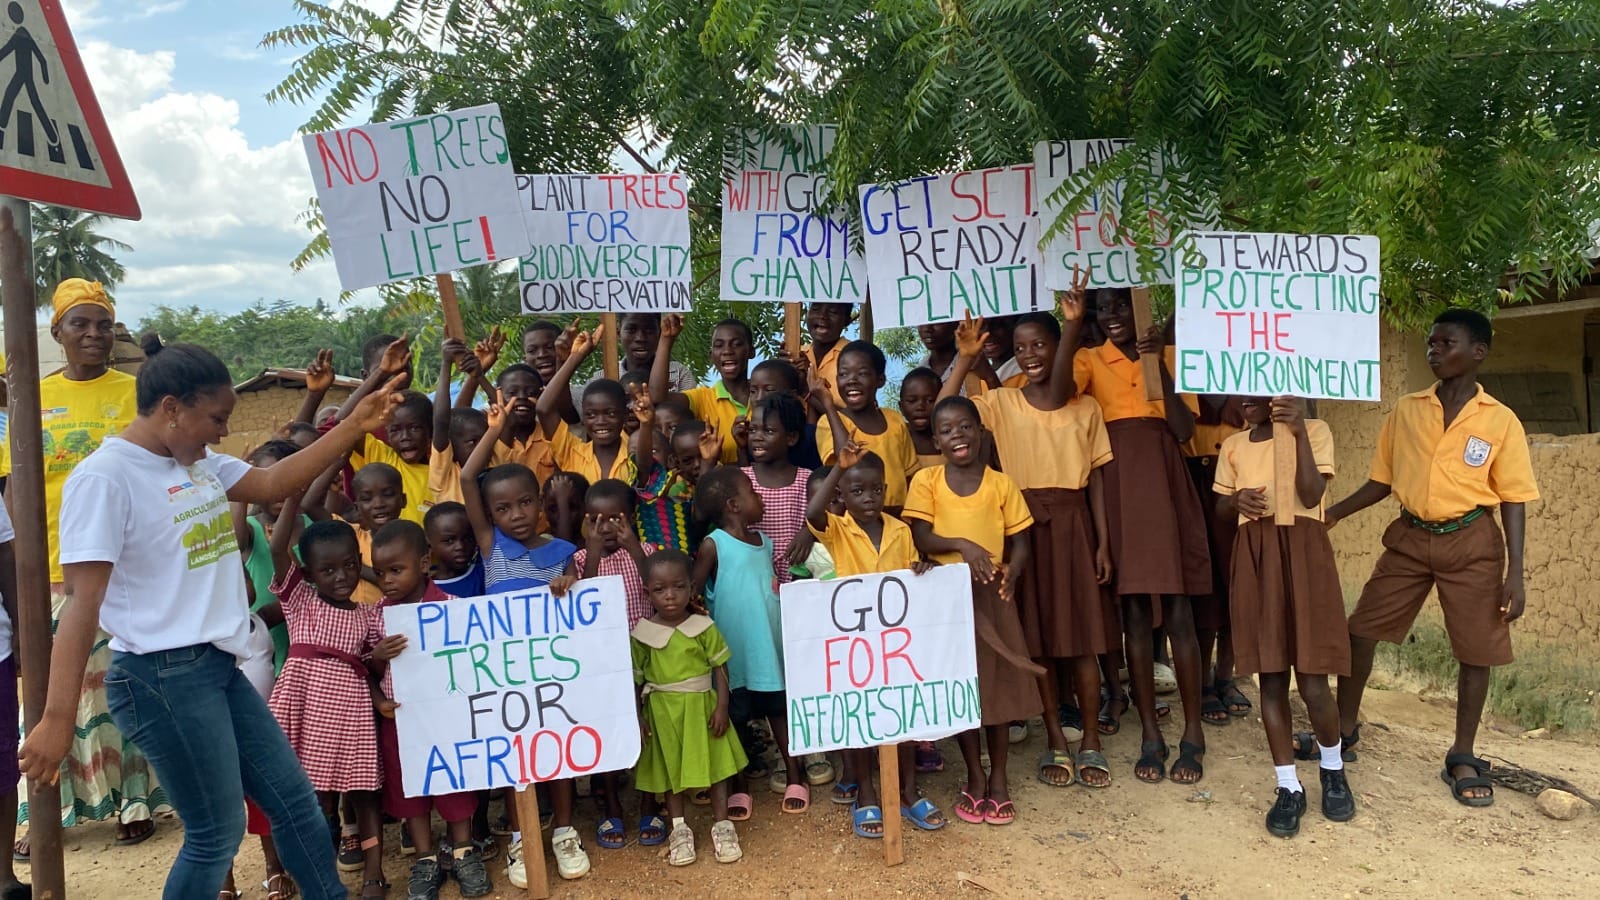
[30,680,1600,899]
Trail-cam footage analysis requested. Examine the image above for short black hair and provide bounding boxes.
[642,547,692,582]
[482,463,540,498]
[586,477,637,514]
[1433,308,1493,348]
[840,339,887,376]
[497,363,543,388]
[449,407,487,437]
[808,465,834,493]
[713,317,754,346]
[394,390,433,422]
[372,519,429,557]
[135,342,232,416]
[248,438,300,465]
[658,394,692,419]
[900,366,941,392]
[583,378,627,408]
[672,419,707,442]
[619,312,662,328]
[1089,287,1132,309]
[752,357,802,392]
[619,369,649,389]
[524,321,562,339]
[298,518,359,565]
[423,500,470,533]
[933,394,980,424]
[1013,311,1062,341]
[750,392,806,436]
[361,334,402,373]
[694,465,746,523]
[286,421,319,441]
[846,449,886,477]
[352,462,403,491]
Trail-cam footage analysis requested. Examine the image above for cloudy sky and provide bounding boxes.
[55,0,388,325]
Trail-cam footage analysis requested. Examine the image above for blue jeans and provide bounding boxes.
[106,644,347,899]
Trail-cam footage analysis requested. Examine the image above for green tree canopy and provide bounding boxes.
[31,206,133,308]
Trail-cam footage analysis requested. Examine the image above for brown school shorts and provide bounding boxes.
[1346,514,1511,667]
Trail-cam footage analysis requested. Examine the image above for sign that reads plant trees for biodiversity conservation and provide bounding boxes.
[1175,231,1381,402]
[859,165,1044,328]
[1034,139,1176,290]
[781,565,981,755]
[385,576,640,797]
[517,173,692,314]
[720,124,865,304]
[302,103,532,292]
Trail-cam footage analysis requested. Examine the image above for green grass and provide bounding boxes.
[1375,624,1599,733]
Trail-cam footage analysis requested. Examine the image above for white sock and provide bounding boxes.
[1319,741,1344,771]
[510,830,522,845]
[671,816,687,830]
[1276,764,1303,793]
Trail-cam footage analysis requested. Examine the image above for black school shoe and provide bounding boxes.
[1320,767,1357,821]
[406,857,445,900]
[1266,788,1307,838]
[453,848,493,898]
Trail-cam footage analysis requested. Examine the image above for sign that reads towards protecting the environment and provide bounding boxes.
[859,166,1044,329]
[303,103,532,292]
[516,173,692,314]
[781,565,981,755]
[1034,139,1176,290]
[385,576,641,797]
[720,124,866,304]
[1175,231,1381,402]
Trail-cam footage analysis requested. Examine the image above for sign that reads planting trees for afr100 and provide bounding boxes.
[1034,139,1176,290]
[720,125,865,305]
[385,576,641,797]
[303,103,532,292]
[516,173,692,314]
[1175,231,1381,402]
[859,166,1044,329]
[781,565,981,755]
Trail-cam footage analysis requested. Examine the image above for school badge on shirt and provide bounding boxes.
[1463,436,1492,468]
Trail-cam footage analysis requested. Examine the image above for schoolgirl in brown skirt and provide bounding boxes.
[1212,396,1355,839]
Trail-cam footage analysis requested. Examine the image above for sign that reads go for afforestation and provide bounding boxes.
[859,166,1045,329]
[1034,139,1176,290]
[385,576,641,797]
[516,173,692,315]
[1175,231,1381,402]
[720,124,866,305]
[303,103,532,292]
[781,565,981,755]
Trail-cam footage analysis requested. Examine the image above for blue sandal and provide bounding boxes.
[851,804,884,839]
[596,816,625,849]
[900,797,946,831]
[637,814,666,847]
[830,781,859,805]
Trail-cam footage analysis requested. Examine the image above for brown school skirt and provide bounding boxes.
[1185,455,1239,632]
[1103,419,1213,608]
[1019,488,1114,658]
[971,576,1045,725]
[1227,517,1352,677]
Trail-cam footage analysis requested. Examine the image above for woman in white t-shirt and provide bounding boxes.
[18,342,405,900]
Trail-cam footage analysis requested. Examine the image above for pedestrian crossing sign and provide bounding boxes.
[0,0,138,219]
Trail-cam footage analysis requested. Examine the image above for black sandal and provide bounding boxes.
[1199,686,1230,726]
[1171,740,1205,784]
[1440,753,1495,807]
[1215,678,1252,716]
[360,879,390,899]
[1098,690,1128,735]
[1134,740,1168,783]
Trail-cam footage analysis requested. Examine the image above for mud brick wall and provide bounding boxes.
[215,385,353,459]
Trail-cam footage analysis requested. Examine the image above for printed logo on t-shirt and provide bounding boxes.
[1463,436,1492,468]
[181,511,239,570]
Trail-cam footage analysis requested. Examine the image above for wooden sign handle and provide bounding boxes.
[514,787,551,898]
[858,301,873,344]
[601,312,620,379]
[1273,421,1297,526]
[879,744,904,866]
[783,303,803,357]
[1130,287,1163,402]
[435,274,465,341]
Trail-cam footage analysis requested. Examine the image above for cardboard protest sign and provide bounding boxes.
[516,173,692,314]
[720,124,866,304]
[303,103,531,291]
[781,565,981,755]
[1175,231,1381,401]
[858,166,1043,328]
[385,576,640,797]
[1034,139,1176,289]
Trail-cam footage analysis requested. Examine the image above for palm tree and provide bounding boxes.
[30,206,133,308]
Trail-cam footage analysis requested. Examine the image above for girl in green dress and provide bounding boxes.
[631,549,748,867]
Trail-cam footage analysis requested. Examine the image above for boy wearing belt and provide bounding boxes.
[1325,309,1538,808]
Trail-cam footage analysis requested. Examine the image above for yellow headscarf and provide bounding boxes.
[50,279,116,327]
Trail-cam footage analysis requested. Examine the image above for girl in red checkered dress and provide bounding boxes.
[266,499,387,896]
[738,393,812,584]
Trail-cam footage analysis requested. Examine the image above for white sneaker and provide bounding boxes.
[551,826,591,880]
[711,820,742,863]
[505,839,526,889]
[667,823,696,866]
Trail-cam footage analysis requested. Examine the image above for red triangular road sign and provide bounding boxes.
[0,0,139,219]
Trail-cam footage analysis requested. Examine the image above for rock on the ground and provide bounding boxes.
[1535,788,1588,821]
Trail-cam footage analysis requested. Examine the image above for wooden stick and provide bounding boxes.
[514,787,551,899]
[783,303,803,356]
[858,301,874,344]
[1130,287,1163,402]
[601,312,620,379]
[879,744,904,866]
[1273,421,1297,526]
[435,274,465,341]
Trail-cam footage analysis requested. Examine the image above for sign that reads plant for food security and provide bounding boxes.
[859,166,1045,328]
[1034,138,1177,289]
[302,104,532,292]
[781,565,981,755]
[1175,231,1381,402]
[720,124,866,305]
[385,576,640,797]
[516,173,692,314]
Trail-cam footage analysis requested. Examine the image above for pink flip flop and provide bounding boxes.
[781,783,810,814]
[953,790,985,825]
[727,792,753,821]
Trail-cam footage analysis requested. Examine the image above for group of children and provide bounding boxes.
[228,292,1536,896]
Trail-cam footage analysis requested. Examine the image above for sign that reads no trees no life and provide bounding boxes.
[1175,231,1382,402]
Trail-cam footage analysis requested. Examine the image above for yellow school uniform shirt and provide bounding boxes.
[815,409,921,508]
[1212,420,1337,525]
[972,389,1112,491]
[804,342,845,407]
[808,511,918,578]
[548,421,637,484]
[340,519,384,605]
[428,448,465,506]
[351,434,433,525]
[915,452,944,472]
[1184,420,1248,459]
[903,466,1034,566]
[1370,384,1539,522]
[1072,343,1198,423]
[491,428,558,487]
[41,370,136,582]
[685,383,747,464]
